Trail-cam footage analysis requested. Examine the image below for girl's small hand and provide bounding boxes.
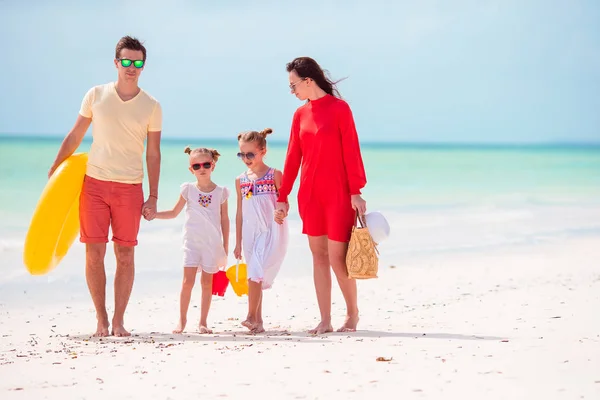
[275,202,289,221]
[351,194,367,215]
[274,210,285,225]
[143,207,155,221]
[233,245,242,260]
[142,196,158,221]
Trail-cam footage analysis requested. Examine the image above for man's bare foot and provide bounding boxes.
[111,322,131,337]
[336,315,359,332]
[251,322,265,334]
[308,321,333,335]
[199,324,213,334]
[93,319,110,337]
[173,319,187,334]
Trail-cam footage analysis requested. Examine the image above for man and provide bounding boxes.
[48,36,162,337]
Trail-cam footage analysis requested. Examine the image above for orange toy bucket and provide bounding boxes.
[212,270,229,297]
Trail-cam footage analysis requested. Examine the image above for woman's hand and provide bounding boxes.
[351,194,367,215]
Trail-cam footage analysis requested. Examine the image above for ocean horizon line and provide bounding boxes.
[1,133,599,150]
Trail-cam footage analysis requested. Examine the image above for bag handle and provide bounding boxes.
[354,210,367,228]
[353,210,380,254]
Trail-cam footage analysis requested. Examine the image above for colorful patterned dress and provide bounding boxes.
[239,168,289,288]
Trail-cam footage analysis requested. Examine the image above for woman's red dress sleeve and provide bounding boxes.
[277,112,302,203]
[339,102,367,195]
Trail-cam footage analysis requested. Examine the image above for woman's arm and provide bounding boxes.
[155,195,186,219]
[339,102,367,196]
[276,111,302,205]
[339,102,368,214]
[273,169,286,224]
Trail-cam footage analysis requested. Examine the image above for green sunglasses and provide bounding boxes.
[117,58,145,68]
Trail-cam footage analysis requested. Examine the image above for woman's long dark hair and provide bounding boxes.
[286,57,344,98]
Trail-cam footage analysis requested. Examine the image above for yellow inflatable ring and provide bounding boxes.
[23,153,88,275]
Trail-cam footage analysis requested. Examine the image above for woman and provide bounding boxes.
[275,57,367,334]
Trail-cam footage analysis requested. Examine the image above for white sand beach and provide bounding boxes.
[2,1,600,398]
[2,236,599,399]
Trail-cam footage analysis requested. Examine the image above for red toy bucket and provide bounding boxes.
[212,270,229,296]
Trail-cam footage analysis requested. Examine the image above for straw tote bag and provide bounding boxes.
[346,212,379,279]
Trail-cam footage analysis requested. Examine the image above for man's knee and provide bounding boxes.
[114,244,135,268]
[86,243,106,268]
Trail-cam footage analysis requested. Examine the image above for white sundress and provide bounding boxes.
[239,168,289,289]
[180,182,229,273]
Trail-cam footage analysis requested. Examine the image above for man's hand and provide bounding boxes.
[142,196,158,220]
[48,164,59,179]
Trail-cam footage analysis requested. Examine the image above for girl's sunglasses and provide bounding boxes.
[191,162,212,170]
[118,58,145,68]
[237,152,256,160]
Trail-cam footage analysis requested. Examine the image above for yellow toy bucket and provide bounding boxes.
[226,260,248,296]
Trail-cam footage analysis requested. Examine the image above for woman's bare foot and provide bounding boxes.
[308,321,333,335]
[198,322,212,334]
[173,319,187,334]
[93,318,110,337]
[336,314,359,332]
[111,322,131,337]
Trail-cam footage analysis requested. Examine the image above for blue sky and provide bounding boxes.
[0,0,598,143]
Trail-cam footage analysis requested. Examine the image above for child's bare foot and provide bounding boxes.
[199,321,213,334]
[173,319,187,334]
[241,318,255,331]
[308,321,333,335]
[251,322,265,334]
[336,314,359,332]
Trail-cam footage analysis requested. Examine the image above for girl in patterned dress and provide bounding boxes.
[234,128,289,333]
[155,146,230,334]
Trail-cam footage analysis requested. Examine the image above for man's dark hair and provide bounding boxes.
[115,36,147,60]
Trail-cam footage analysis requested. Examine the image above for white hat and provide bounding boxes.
[364,211,390,244]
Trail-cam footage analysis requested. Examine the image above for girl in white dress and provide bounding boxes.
[156,146,230,334]
[234,128,289,333]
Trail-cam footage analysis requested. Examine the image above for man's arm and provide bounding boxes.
[48,115,91,178]
[142,130,161,220]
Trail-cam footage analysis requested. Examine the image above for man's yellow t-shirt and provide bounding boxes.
[79,82,162,184]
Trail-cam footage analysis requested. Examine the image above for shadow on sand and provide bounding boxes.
[67,329,506,343]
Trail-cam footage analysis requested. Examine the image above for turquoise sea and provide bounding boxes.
[1,136,600,289]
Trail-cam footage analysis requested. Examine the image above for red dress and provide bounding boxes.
[277,94,367,242]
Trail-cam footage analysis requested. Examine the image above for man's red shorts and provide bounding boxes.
[79,175,144,247]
